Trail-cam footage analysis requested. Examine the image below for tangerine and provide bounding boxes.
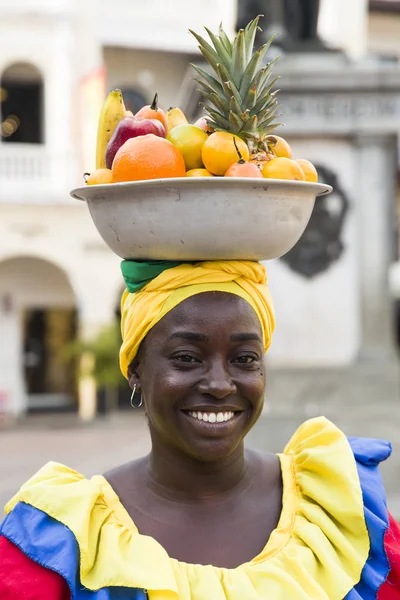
[266,135,293,159]
[84,168,113,185]
[186,168,214,177]
[296,159,318,182]
[112,134,186,182]
[262,157,306,181]
[202,132,249,176]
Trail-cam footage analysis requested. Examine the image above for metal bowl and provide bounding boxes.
[70,177,332,261]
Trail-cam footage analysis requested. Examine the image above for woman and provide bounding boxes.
[1,260,399,600]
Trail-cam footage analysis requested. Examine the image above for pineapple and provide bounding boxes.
[189,16,281,167]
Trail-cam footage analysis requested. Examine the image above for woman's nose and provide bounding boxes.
[197,360,237,399]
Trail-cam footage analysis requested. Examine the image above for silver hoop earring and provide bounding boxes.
[130,384,143,408]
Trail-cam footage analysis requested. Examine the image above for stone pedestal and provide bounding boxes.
[267,56,400,368]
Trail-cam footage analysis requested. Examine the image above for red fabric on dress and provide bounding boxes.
[378,513,400,599]
[0,535,70,600]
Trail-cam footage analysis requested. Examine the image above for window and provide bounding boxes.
[1,62,44,144]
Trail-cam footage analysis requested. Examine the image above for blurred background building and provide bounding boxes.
[1,0,400,422]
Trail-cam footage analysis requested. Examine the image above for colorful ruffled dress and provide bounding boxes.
[1,417,399,600]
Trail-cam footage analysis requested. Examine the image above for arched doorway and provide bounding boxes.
[0,62,44,143]
[0,256,77,414]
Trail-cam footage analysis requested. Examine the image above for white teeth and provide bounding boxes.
[187,411,235,423]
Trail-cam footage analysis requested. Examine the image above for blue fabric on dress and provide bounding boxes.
[0,502,147,600]
[345,437,392,600]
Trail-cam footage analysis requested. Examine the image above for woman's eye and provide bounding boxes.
[173,354,199,363]
[235,355,259,364]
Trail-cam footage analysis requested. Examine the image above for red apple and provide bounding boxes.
[105,116,166,169]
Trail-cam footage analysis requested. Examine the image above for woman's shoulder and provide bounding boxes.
[4,461,105,517]
[282,415,392,466]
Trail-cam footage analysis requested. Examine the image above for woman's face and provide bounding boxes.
[129,292,266,462]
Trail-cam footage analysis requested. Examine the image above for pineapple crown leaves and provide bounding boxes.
[189,16,281,144]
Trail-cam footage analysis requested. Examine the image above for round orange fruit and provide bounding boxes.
[266,135,293,159]
[84,169,113,185]
[225,160,262,178]
[112,134,186,182]
[186,168,214,177]
[262,157,306,181]
[202,132,249,176]
[296,159,318,182]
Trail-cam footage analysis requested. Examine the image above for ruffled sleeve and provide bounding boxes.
[260,417,371,600]
[4,461,178,597]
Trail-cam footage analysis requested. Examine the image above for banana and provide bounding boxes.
[166,106,188,132]
[96,89,126,169]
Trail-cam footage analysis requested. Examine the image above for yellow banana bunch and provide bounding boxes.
[96,89,126,169]
[166,106,188,132]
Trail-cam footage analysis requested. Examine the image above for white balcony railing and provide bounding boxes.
[0,144,80,204]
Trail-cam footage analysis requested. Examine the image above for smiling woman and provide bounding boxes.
[0,260,399,599]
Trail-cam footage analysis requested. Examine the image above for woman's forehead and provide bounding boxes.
[153,292,263,337]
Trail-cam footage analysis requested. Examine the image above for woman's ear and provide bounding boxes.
[128,357,141,392]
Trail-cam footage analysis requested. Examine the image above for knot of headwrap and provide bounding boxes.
[119,260,275,378]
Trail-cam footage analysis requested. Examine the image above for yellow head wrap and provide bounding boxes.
[120,260,275,378]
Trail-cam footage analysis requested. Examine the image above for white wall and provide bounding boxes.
[266,137,360,367]
[96,0,237,53]
[319,0,368,59]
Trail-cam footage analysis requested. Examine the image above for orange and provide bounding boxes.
[225,160,262,178]
[84,168,113,185]
[186,168,214,177]
[202,132,249,176]
[112,134,186,182]
[262,157,306,181]
[266,135,293,159]
[296,159,318,182]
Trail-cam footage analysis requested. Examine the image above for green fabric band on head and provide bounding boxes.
[121,260,185,293]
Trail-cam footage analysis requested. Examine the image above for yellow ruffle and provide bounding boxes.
[5,417,369,600]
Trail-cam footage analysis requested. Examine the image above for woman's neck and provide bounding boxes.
[146,437,251,503]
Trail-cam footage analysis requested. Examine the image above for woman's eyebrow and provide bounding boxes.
[168,332,209,342]
[230,333,262,342]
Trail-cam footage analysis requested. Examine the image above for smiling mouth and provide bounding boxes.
[185,410,238,423]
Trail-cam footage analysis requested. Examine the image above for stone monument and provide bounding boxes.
[236,0,326,51]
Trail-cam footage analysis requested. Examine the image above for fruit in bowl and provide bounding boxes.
[87,16,318,185]
[112,134,186,182]
[105,116,166,169]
